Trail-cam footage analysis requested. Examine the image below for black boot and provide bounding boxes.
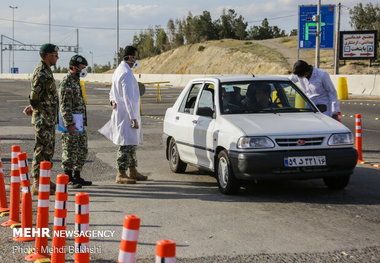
[65,170,82,189]
[74,170,92,186]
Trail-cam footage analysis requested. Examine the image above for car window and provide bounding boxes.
[179,83,203,114]
[197,84,214,110]
[220,81,315,114]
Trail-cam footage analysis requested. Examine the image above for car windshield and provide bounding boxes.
[219,80,316,114]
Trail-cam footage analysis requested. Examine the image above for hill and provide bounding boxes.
[132,37,380,75]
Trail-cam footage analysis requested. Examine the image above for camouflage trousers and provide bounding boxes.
[32,124,55,181]
[61,131,88,172]
[117,145,137,171]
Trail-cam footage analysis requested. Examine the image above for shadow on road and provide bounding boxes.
[79,166,380,205]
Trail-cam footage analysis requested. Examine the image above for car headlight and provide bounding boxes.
[237,136,275,149]
[328,133,353,145]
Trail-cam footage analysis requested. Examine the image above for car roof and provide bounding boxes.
[190,75,290,83]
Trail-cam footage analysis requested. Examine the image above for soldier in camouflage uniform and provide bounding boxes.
[58,55,92,188]
[23,43,59,195]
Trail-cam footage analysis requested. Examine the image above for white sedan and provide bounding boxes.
[163,76,357,194]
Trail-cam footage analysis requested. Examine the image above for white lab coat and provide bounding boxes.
[289,67,340,117]
[98,61,143,146]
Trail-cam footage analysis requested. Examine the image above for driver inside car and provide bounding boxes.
[242,83,275,111]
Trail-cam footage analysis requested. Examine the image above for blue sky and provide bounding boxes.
[0,0,375,73]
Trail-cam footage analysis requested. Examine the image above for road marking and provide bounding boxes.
[144,115,164,121]
[342,114,380,121]
[363,129,380,133]
[86,103,173,107]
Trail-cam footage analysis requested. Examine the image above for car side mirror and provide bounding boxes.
[197,107,214,118]
[316,104,327,113]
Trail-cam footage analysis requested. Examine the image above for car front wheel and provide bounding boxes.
[168,138,187,173]
[216,150,240,195]
[323,175,351,189]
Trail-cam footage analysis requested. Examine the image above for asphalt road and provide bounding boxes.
[0,79,379,263]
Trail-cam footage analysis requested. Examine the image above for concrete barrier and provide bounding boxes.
[1,73,379,97]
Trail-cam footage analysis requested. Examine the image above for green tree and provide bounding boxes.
[173,19,185,47]
[217,9,237,39]
[272,26,285,38]
[234,15,248,40]
[132,29,155,59]
[156,27,169,53]
[167,19,176,48]
[247,18,286,40]
[289,29,298,36]
[349,3,380,35]
[198,11,218,41]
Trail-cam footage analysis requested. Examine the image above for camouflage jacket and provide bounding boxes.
[29,61,58,126]
[58,73,87,127]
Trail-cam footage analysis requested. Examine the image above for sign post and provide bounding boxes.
[339,31,378,60]
[298,5,335,59]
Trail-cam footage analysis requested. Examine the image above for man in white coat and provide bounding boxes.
[99,46,147,184]
[289,60,340,120]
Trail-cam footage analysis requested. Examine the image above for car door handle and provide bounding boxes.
[175,116,179,120]
[192,120,197,124]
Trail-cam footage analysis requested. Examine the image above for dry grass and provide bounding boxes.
[129,36,380,75]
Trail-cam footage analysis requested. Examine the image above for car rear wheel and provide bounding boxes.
[323,175,350,189]
[168,138,187,173]
[216,150,240,195]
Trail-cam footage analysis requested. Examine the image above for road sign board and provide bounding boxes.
[339,31,378,60]
[298,5,335,49]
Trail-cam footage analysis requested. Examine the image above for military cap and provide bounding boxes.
[40,43,59,53]
[70,55,88,67]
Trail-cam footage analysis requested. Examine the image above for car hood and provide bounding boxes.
[220,113,350,136]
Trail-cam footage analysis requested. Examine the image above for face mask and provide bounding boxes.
[80,68,88,78]
[132,60,139,69]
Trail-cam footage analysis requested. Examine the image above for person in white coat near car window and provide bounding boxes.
[98,45,147,184]
[289,60,340,120]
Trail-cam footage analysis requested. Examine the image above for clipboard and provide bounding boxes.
[58,113,84,132]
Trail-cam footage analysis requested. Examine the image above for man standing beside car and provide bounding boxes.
[98,45,147,184]
[289,60,340,120]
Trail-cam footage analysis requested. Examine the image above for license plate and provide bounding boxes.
[284,156,326,167]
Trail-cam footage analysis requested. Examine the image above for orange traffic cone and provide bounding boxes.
[117,215,141,263]
[355,114,363,163]
[75,192,90,263]
[1,145,21,227]
[156,240,176,263]
[0,152,10,217]
[25,161,51,261]
[51,174,69,263]
[13,152,34,242]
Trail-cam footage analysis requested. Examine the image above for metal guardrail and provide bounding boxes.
[141,81,170,102]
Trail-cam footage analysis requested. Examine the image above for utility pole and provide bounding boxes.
[1,35,3,74]
[89,51,94,73]
[315,0,321,68]
[334,3,341,75]
[49,0,51,42]
[76,29,79,54]
[9,5,17,73]
[117,0,120,65]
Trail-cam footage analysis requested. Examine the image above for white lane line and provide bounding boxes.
[363,129,380,133]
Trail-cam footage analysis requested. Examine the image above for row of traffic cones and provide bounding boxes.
[0,145,177,262]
